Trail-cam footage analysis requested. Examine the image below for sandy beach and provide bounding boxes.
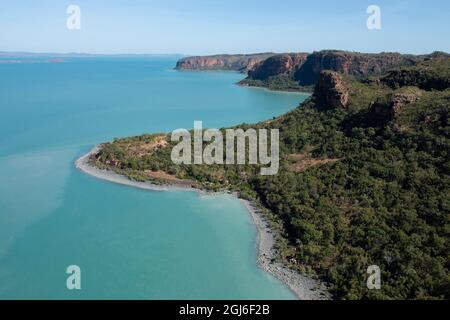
[75,146,330,300]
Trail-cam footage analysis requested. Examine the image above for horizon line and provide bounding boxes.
[0,49,448,57]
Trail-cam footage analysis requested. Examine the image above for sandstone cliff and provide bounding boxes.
[313,71,350,109]
[174,53,275,72]
[176,50,447,93]
[294,51,420,86]
[247,53,309,80]
[381,53,450,91]
[368,90,422,123]
[240,50,423,91]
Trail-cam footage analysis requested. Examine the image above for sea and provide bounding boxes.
[0,55,308,299]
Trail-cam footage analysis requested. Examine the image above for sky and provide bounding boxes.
[0,0,449,55]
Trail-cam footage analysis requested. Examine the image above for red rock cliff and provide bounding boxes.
[248,53,309,80]
[313,71,350,109]
[295,51,418,85]
[175,53,275,72]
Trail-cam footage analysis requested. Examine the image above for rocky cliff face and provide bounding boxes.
[176,50,444,93]
[381,54,450,91]
[369,91,421,122]
[294,51,419,86]
[247,53,309,80]
[313,71,350,109]
[241,50,423,91]
[175,53,275,72]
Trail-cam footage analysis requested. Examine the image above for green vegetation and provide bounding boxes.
[239,75,314,92]
[92,57,450,299]
[382,55,450,91]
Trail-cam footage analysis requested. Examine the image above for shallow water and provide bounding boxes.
[0,56,308,299]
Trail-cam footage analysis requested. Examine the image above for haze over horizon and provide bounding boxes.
[1,0,449,55]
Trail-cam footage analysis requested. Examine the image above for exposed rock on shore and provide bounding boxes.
[243,200,330,300]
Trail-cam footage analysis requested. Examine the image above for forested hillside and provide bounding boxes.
[92,56,450,299]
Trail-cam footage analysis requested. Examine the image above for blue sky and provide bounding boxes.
[0,0,448,55]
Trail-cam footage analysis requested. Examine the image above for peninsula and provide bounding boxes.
[174,53,275,73]
[77,51,450,300]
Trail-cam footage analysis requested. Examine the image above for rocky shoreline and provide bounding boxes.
[75,146,330,300]
[241,200,330,300]
[236,82,313,94]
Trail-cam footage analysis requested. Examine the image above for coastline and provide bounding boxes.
[75,146,330,300]
[236,82,313,95]
[241,199,330,300]
[75,146,200,193]
[172,68,311,95]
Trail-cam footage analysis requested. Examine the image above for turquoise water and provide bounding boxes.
[0,56,308,299]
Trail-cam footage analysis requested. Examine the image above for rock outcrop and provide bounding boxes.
[247,53,309,80]
[313,71,350,109]
[240,50,425,91]
[369,91,421,122]
[175,53,275,72]
[176,50,445,93]
[294,51,419,86]
[381,54,450,91]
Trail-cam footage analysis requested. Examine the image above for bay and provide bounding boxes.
[0,56,308,299]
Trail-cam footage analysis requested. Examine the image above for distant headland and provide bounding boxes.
[175,50,449,92]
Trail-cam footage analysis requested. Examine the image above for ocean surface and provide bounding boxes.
[0,56,308,299]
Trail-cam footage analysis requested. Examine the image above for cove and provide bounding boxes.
[0,55,309,299]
